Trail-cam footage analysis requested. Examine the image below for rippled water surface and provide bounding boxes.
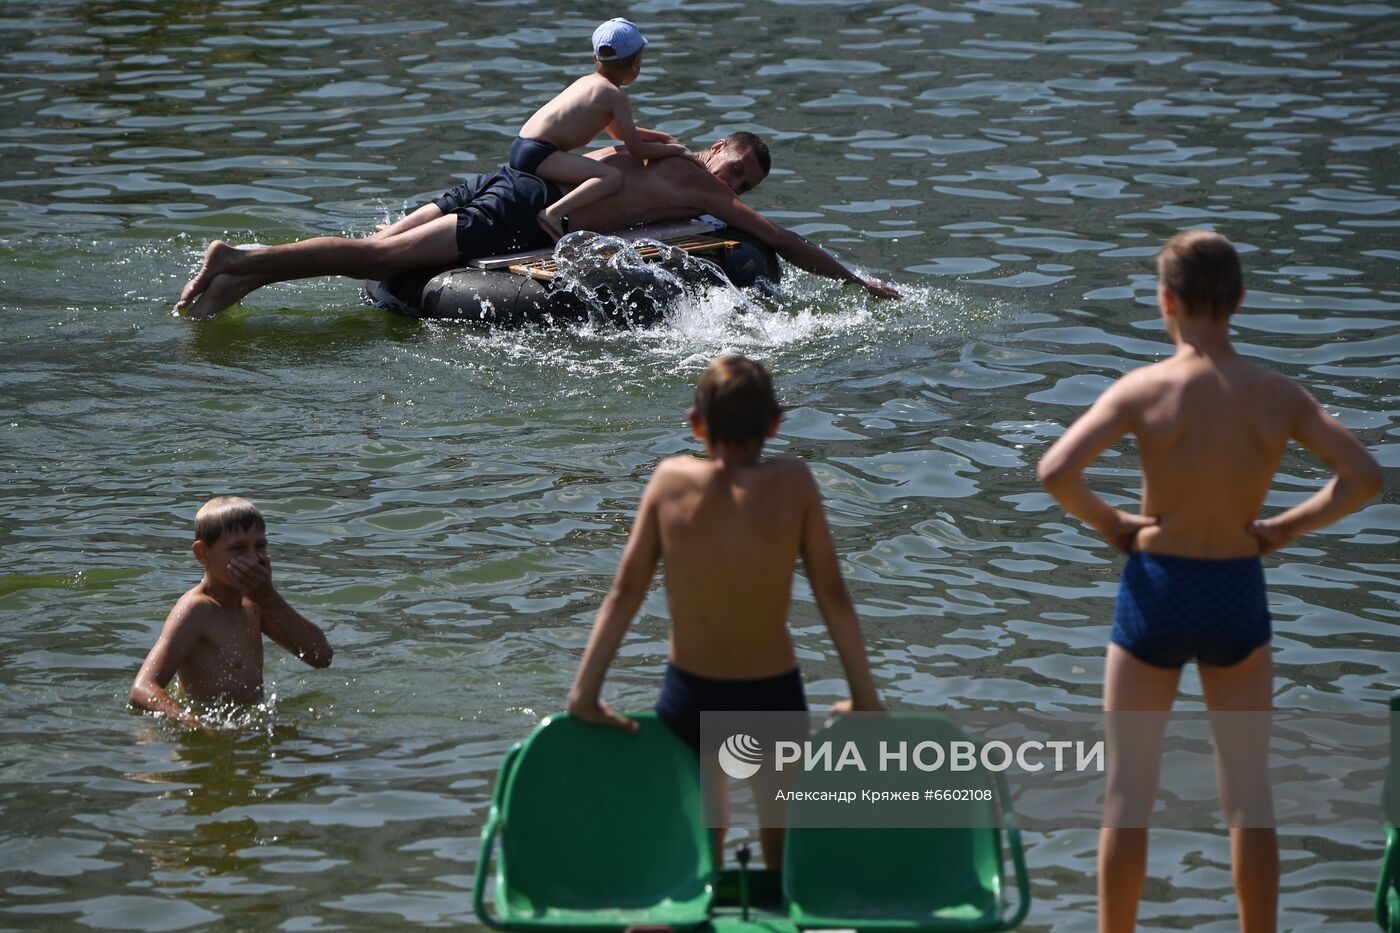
[1,0,1397,929]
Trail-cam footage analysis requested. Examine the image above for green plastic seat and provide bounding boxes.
[474,712,715,930]
[1374,696,1400,932]
[1379,827,1399,933]
[783,713,1030,931]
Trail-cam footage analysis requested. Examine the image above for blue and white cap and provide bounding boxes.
[592,18,647,61]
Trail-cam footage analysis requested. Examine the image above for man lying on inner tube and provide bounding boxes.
[175,131,901,319]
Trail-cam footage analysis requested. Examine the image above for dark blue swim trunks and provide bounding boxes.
[1112,552,1272,668]
[656,662,808,751]
[508,136,560,176]
[430,165,561,261]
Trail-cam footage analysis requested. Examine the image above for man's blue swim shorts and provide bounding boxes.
[430,165,561,261]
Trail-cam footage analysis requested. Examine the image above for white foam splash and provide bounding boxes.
[411,239,1021,392]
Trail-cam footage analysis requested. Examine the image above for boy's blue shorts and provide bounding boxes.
[508,136,560,176]
[656,661,808,751]
[1112,551,1272,668]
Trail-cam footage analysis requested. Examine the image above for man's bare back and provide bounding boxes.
[564,146,743,231]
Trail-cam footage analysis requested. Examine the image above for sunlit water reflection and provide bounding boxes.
[1,0,1396,929]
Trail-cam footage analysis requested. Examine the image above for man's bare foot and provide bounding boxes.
[537,210,564,243]
[185,271,260,320]
[176,240,241,310]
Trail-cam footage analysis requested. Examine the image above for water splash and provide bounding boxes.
[188,691,279,735]
[410,265,1005,407]
[543,230,766,331]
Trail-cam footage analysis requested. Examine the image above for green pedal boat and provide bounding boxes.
[473,711,1030,932]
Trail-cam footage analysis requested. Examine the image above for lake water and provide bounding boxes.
[1,0,1396,929]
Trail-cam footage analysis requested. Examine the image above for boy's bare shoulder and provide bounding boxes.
[1115,359,1175,394]
[655,452,702,471]
[764,454,814,474]
[1243,359,1315,424]
[649,453,708,486]
[762,455,819,491]
[651,454,814,488]
[578,73,624,100]
[570,73,608,90]
[165,585,220,630]
[1114,354,1309,423]
[1236,355,1306,395]
[556,74,614,108]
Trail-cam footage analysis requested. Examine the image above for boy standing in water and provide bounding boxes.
[568,355,884,867]
[130,497,333,728]
[1038,230,1382,932]
[511,18,688,240]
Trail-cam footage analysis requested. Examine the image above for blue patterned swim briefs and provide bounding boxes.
[1111,552,1272,668]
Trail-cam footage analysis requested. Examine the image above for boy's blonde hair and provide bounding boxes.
[691,355,781,446]
[1158,230,1243,320]
[195,496,264,546]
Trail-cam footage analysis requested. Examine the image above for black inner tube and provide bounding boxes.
[366,225,780,326]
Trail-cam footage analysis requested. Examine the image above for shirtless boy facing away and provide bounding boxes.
[130,497,333,729]
[511,18,687,240]
[568,355,884,868]
[1037,230,1382,933]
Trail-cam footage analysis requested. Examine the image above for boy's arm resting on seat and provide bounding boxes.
[229,555,333,668]
[604,93,689,162]
[1250,385,1384,553]
[796,464,884,712]
[130,605,206,728]
[1037,376,1159,553]
[566,470,666,731]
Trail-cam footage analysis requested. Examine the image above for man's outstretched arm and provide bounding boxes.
[700,190,900,299]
